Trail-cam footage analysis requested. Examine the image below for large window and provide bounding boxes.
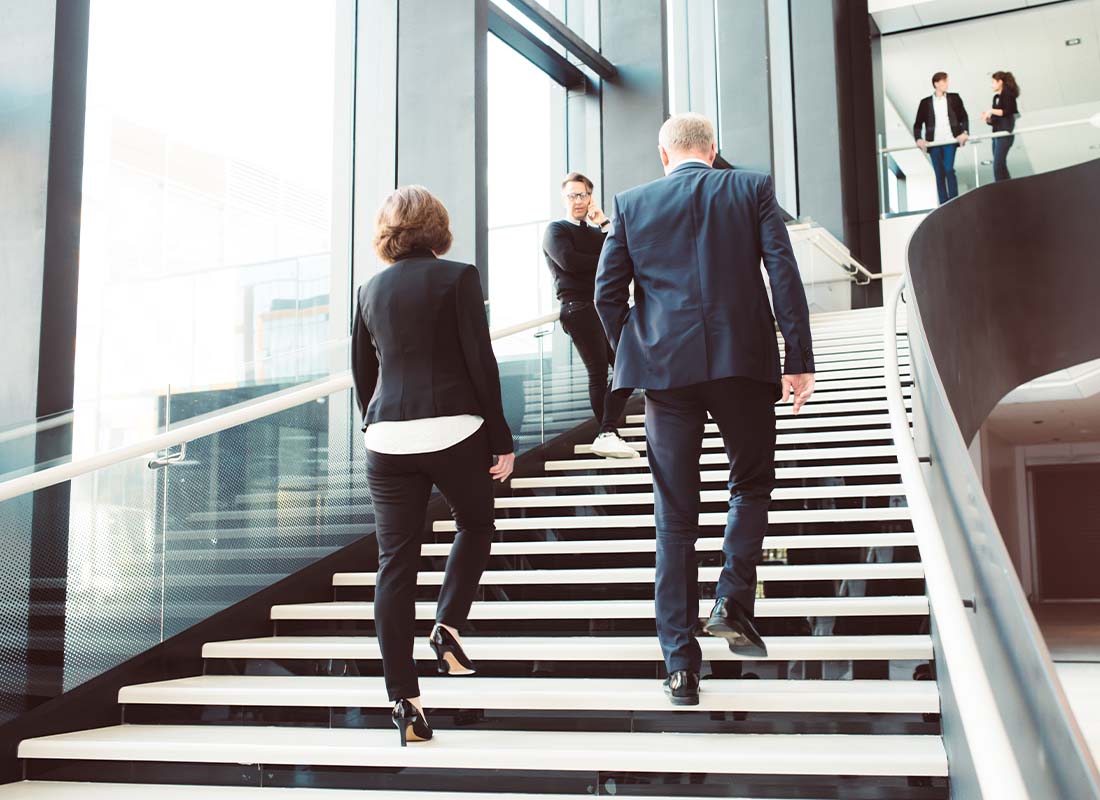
[74,0,354,450]
[486,34,565,332]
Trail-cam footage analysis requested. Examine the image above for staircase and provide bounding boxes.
[7,306,950,797]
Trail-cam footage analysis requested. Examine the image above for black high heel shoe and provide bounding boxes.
[392,699,433,747]
[429,624,476,675]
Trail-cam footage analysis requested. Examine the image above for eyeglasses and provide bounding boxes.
[564,192,591,202]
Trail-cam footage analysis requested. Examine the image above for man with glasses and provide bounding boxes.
[542,172,637,458]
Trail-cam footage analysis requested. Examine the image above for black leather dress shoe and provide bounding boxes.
[663,669,700,706]
[702,597,769,657]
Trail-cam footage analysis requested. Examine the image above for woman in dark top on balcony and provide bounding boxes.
[352,185,515,747]
[982,71,1020,182]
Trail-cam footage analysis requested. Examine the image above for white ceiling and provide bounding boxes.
[987,396,1100,444]
[986,359,1100,444]
[879,0,1100,188]
[871,0,1083,34]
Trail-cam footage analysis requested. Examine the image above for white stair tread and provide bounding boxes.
[544,445,899,471]
[434,506,911,532]
[421,531,917,557]
[271,595,929,621]
[201,634,934,662]
[333,561,924,587]
[119,675,939,714]
[495,483,903,508]
[511,462,902,488]
[18,725,946,777]
[0,785,801,800]
[620,411,910,437]
[578,428,894,453]
[626,398,912,424]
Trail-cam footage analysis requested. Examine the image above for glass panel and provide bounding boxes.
[0,384,368,724]
[487,33,564,328]
[880,120,1100,216]
[75,0,355,469]
[494,320,631,456]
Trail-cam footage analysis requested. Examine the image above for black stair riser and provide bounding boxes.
[119,702,941,736]
[272,615,928,638]
[204,657,935,682]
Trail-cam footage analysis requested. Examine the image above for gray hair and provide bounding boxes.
[658,113,716,155]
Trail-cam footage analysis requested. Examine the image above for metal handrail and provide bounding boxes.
[880,115,1100,155]
[884,279,1027,798]
[0,309,565,505]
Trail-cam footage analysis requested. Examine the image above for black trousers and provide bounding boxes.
[560,301,629,434]
[644,377,777,673]
[365,426,496,701]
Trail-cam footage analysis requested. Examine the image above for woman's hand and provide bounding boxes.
[980,111,992,123]
[490,453,515,482]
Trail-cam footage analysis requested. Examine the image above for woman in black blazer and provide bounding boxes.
[982,71,1021,182]
[352,185,514,746]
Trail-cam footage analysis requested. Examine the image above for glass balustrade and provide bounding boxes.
[880,116,1100,216]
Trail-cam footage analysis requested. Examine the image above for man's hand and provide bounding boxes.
[916,138,928,153]
[490,453,515,482]
[782,374,816,415]
[587,206,609,227]
[956,132,969,147]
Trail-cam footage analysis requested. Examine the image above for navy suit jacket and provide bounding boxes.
[595,162,814,394]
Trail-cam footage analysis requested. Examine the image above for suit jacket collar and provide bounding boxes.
[670,160,712,174]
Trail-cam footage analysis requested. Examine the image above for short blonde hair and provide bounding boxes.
[658,113,717,155]
[373,185,453,263]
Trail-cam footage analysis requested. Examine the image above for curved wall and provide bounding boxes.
[908,158,1100,442]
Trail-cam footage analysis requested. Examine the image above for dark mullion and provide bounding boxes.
[506,0,617,80]
[488,3,587,89]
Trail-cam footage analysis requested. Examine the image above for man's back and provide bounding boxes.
[595,162,814,393]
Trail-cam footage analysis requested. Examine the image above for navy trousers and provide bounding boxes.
[644,376,777,673]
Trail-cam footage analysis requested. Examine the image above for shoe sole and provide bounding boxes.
[703,619,769,658]
[591,447,640,459]
[663,690,700,706]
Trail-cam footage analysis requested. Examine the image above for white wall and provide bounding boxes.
[878,211,928,298]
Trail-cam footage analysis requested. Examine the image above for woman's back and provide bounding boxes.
[353,253,512,454]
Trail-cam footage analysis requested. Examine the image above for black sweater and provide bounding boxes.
[542,220,607,303]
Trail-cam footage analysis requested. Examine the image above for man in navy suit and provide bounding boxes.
[595,113,816,706]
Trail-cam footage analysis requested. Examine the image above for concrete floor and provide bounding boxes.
[1036,603,1100,770]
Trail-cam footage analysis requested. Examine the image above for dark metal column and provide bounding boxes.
[394,0,489,294]
[599,0,668,198]
[715,0,773,174]
[790,0,883,306]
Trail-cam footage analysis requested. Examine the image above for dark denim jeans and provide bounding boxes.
[929,143,959,204]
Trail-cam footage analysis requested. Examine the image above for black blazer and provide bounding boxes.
[351,252,513,455]
[595,162,814,394]
[913,93,970,141]
[990,90,1019,133]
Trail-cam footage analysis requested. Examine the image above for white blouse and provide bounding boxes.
[364,414,484,455]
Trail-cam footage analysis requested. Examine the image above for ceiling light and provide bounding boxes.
[1066,38,1082,46]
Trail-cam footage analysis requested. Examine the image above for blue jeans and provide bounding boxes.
[993,135,1014,181]
[929,143,959,204]
[644,376,777,673]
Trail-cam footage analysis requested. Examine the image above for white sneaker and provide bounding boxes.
[591,431,640,459]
